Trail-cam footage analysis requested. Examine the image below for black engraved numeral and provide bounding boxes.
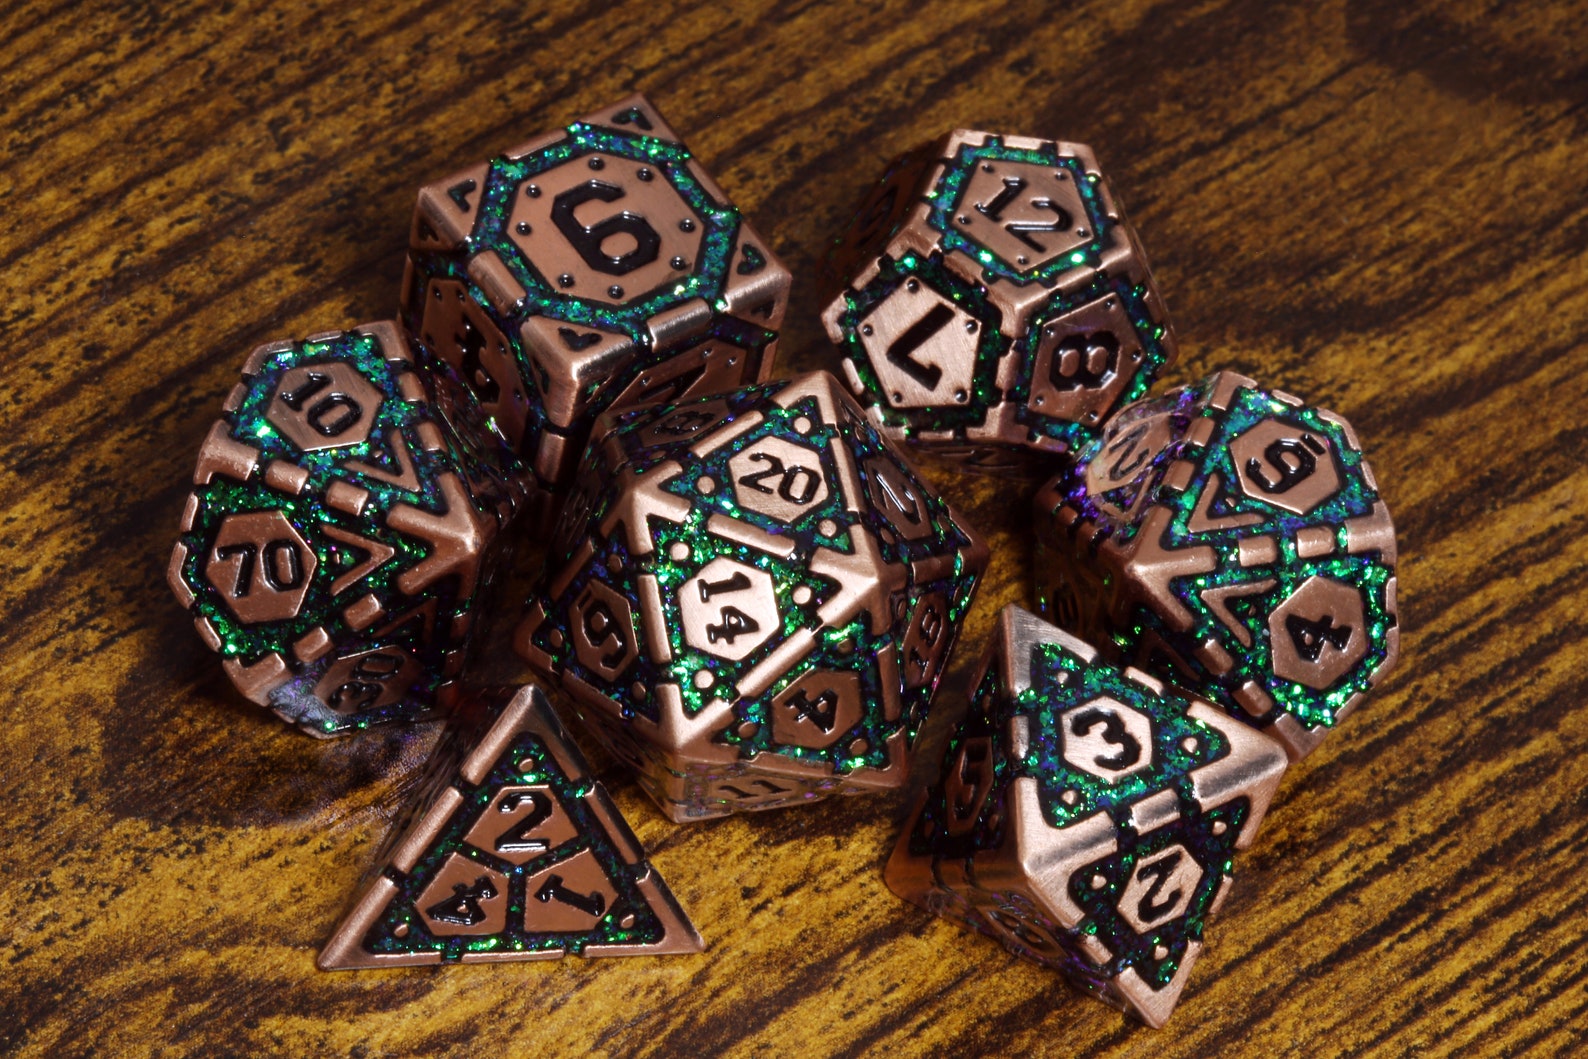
[697,571,751,601]
[787,687,841,732]
[1005,198,1070,251]
[1285,613,1354,662]
[949,738,992,822]
[706,606,759,645]
[550,180,661,276]
[278,370,364,437]
[738,453,821,504]
[328,651,404,712]
[215,539,304,597]
[908,602,945,679]
[626,364,708,407]
[1135,851,1187,923]
[1049,331,1120,390]
[883,303,952,390]
[494,791,555,856]
[1102,421,1156,482]
[1069,706,1143,771]
[576,589,629,669]
[651,408,718,437]
[534,874,606,919]
[425,876,497,927]
[1246,433,1326,494]
[872,469,925,526]
[719,779,790,800]
[975,175,1026,221]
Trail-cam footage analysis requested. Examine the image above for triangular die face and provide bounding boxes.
[1069,805,1241,1027]
[318,685,703,969]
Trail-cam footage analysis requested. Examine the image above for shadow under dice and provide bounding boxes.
[401,92,790,489]
[516,372,988,821]
[319,684,701,968]
[885,606,1288,1028]
[168,323,530,736]
[822,129,1176,472]
[1033,370,1400,760]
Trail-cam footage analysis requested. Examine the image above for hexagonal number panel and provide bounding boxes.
[1059,697,1154,783]
[266,362,383,452]
[769,669,862,749]
[729,435,830,524]
[569,580,640,681]
[1115,844,1204,934]
[204,510,316,624]
[1268,575,1369,689]
[857,278,980,409]
[677,557,778,662]
[1228,418,1341,515]
[509,152,702,306]
[949,159,1091,273]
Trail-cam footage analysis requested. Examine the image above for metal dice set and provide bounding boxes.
[169,94,1399,1027]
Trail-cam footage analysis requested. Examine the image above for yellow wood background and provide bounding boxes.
[4,0,1586,1055]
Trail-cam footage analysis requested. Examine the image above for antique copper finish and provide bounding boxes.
[517,371,988,821]
[403,92,791,488]
[883,605,1289,1028]
[823,128,1178,466]
[170,323,532,736]
[318,685,703,969]
[1033,370,1400,760]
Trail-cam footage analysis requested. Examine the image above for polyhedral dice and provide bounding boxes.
[885,605,1288,1027]
[1033,371,1399,760]
[168,322,531,736]
[319,684,702,969]
[401,92,790,490]
[822,129,1176,471]
[515,371,988,821]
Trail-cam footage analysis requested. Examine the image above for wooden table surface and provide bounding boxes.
[5,0,1586,1055]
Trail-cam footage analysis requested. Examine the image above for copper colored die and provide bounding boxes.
[885,605,1288,1028]
[515,371,988,821]
[822,130,1177,471]
[402,93,790,490]
[168,323,531,736]
[319,684,702,969]
[1033,371,1400,760]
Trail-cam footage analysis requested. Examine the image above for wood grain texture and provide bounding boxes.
[3,0,1586,1055]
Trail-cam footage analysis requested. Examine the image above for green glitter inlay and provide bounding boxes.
[833,139,1171,451]
[362,731,667,959]
[909,620,1257,998]
[1015,642,1230,831]
[175,332,519,735]
[923,139,1112,286]
[531,380,983,777]
[1053,376,1397,732]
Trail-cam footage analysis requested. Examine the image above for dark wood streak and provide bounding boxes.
[2,0,1586,1055]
